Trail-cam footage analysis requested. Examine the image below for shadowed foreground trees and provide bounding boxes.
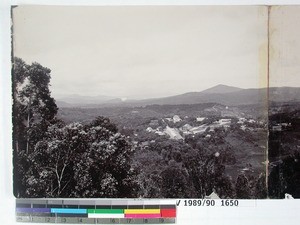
[268,152,300,198]
[16,117,139,198]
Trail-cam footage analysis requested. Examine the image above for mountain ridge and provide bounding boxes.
[201,84,243,94]
[56,85,300,108]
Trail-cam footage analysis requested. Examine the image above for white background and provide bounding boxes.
[1,1,300,225]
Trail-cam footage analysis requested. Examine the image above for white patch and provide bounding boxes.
[173,115,182,123]
[164,126,183,140]
[196,117,206,122]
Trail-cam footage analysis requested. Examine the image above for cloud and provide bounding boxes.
[13,5,268,99]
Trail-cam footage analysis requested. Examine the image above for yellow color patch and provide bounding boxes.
[124,209,160,214]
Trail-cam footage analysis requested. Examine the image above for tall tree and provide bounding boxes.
[12,58,29,153]
[12,57,58,154]
[12,57,58,197]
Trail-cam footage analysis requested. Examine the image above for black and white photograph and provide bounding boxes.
[267,6,300,199]
[11,5,300,199]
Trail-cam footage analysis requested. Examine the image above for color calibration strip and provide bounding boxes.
[16,199,176,224]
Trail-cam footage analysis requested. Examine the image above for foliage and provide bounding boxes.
[12,57,58,154]
[19,118,138,198]
[235,173,251,199]
[74,118,138,197]
[13,59,139,198]
[13,57,58,197]
[268,152,300,198]
[160,160,191,198]
[184,152,234,198]
[134,138,235,198]
[255,173,267,199]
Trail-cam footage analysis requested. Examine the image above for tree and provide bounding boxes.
[12,57,58,154]
[12,57,58,197]
[268,152,300,198]
[12,58,28,153]
[184,151,234,198]
[254,173,267,198]
[74,118,139,197]
[21,118,139,198]
[133,148,165,198]
[235,173,251,198]
[19,121,84,197]
[160,160,192,198]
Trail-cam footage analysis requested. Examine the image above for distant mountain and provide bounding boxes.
[269,87,300,102]
[56,94,122,107]
[56,100,73,107]
[201,84,243,94]
[56,85,300,108]
[132,86,300,106]
[131,88,267,106]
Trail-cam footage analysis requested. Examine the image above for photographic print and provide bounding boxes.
[11,5,297,199]
[268,6,300,199]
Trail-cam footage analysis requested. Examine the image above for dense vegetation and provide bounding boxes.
[13,58,138,198]
[268,103,300,198]
[17,58,300,199]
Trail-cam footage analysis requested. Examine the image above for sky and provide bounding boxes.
[12,5,271,99]
[269,6,300,87]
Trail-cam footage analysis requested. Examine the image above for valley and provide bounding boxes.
[58,102,268,186]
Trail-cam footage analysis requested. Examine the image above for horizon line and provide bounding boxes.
[52,84,300,101]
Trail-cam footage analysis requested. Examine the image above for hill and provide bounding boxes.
[131,87,267,106]
[201,84,243,94]
[56,85,300,108]
[56,94,122,106]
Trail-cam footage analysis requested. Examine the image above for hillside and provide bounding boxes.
[126,86,267,106]
[56,85,300,108]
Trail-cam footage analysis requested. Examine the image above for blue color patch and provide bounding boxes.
[51,208,87,214]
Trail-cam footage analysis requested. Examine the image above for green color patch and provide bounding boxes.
[87,209,124,214]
